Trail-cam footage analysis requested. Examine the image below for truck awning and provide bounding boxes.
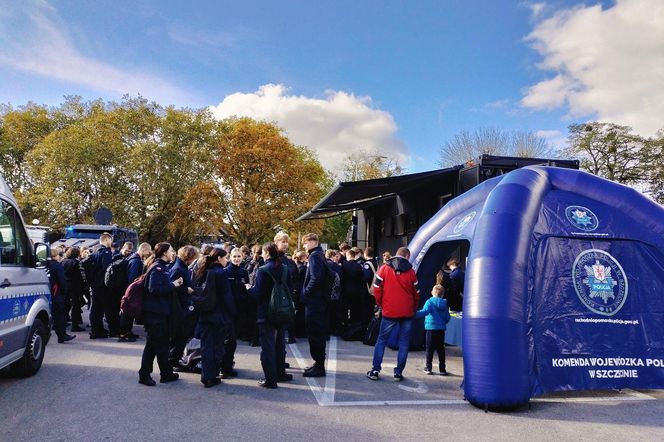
[297,166,462,221]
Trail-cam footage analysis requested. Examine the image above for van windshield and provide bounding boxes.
[64,230,107,240]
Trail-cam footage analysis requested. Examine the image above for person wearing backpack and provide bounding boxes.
[301,233,329,378]
[139,242,183,386]
[194,247,235,388]
[89,233,116,339]
[248,243,294,389]
[118,242,152,342]
[107,242,133,341]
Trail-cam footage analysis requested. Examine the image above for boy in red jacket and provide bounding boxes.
[366,247,419,381]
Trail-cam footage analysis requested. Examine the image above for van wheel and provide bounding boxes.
[11,318,47,377]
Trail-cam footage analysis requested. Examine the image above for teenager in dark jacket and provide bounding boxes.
[248,243,293,388]
[109,242,133,341]
[118,243,152,342]
[362,247,379,325]
[220,248,250,378]
[194,248,234,388]
[301,233,328,377]
[138,242,183,386]
[89,233,116,339]
[341,248,366,327]
[444,258,465,312]
[274,231,298,344]
[325,249,344,336]
[293,250,308,338]
[49,249,75,343]
[168,245,199,367]
[62,247,85,332]
[243,244,264,346]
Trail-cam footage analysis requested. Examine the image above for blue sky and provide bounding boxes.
[2,0,661,173]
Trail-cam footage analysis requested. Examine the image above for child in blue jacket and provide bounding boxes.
[415,284,451,375]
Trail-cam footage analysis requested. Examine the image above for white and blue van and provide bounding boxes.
[0,173,51,376]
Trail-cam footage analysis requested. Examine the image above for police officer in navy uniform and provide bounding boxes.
[138,242,182,386]
[89,233,117,338]
[248,243,293,388]
[168,245,199,368]
[274,232,298,346]
[301,233,329,378]
[119,242,152,341]
[221,247,249,378]
[49,248,75,343]
[194,247,235,388]
[361,247,378,326]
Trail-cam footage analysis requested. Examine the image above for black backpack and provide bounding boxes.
[262,266,295,327]
[192,270,217,313]
[324,266,341,303]
[105,257,129,289]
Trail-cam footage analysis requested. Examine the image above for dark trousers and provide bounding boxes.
[199,321,226,382]
[89,287,107,334]
[221,320,237,374]
[305,306,328,367]
[328,301,343,335]
[90,287,119,335]
[108,291,122,335]
[139,319,172,378]
[70,290,84,326]
[119,312,134,335]
[295,303,306,338]
[425,330,446,371]
[169,314,196,365]
[259,322,286,384]
[52,295,67,337]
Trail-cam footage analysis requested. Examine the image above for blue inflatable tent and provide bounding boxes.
[408,166,664,410]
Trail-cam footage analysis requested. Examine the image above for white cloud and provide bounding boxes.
[522,0,664,136]
[209,84,408,171]
[0,2,193,105]
[524,2,547,19]
[536,129,566,150]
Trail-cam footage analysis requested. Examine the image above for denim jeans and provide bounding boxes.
[371,317,413,375]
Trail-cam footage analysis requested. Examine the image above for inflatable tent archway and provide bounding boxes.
[408,166,664,409]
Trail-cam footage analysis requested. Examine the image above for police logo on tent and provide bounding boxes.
[572,249,628,316]
[565,205,598,231]
[453,211,476,234]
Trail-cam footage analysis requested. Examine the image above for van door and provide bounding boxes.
[0,198,50,367]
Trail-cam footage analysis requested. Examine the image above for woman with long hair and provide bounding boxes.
[139,242,183,386]
[248,243,293,389]
[194,247,235,388]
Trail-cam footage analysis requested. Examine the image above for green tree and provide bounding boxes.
[564,123,645,185]
[644,130,664,204]
[0,103,54,194]
[24,101,129,231]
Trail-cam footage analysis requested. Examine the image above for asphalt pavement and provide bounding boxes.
[2,316,663,442]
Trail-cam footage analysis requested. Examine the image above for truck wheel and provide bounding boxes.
[11,318,47,377]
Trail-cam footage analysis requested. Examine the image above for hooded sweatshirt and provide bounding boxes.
[415,296,450,330]
[372,256,419,319]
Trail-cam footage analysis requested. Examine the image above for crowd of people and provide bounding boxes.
[46,231,465,388]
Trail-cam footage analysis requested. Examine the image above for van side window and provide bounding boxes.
[0,199,29,266]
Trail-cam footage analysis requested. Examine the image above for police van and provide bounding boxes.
[0,174,51,376]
